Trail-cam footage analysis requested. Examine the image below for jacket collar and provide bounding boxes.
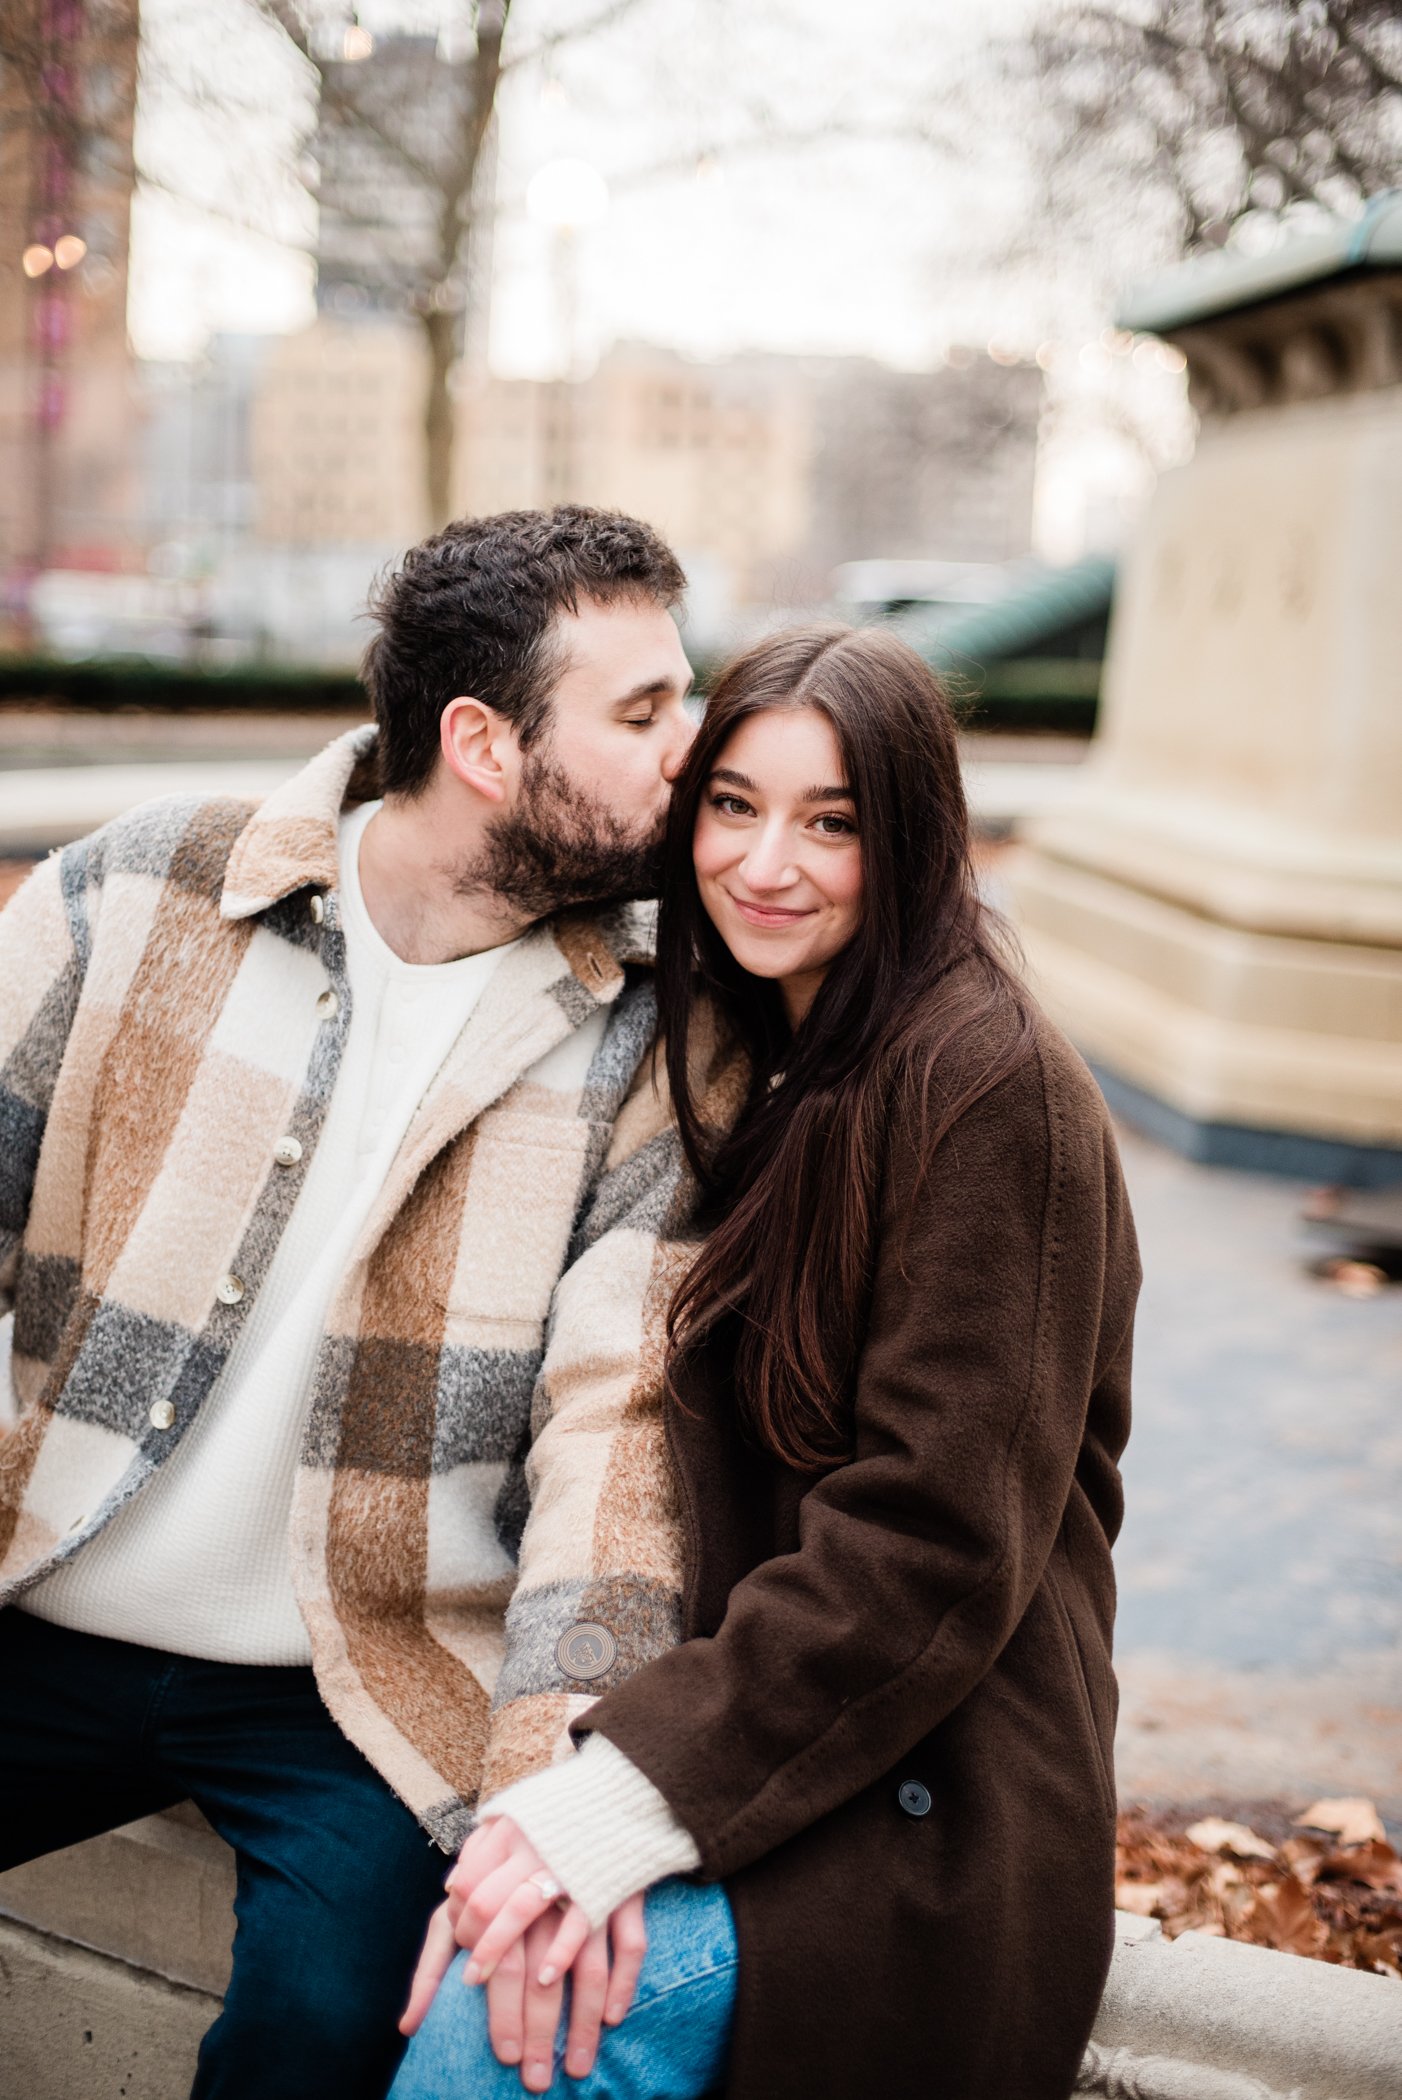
[220,724,376,920]
[218,724,655,981]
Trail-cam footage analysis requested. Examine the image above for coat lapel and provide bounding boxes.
[342,902,653,1269]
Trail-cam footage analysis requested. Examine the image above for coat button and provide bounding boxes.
[273,1135,303,1167]
[316,988,338,1018]
[898,1780,932,1818]
[216,1274,245,1305]
[555,1624,618,1681]
[309,893,325,925]
[148,1399,176,1430]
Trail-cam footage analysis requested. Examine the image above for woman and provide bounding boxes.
[392,624,1139,2100]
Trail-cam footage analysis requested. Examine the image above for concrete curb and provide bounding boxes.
[1077,1913,1402,2099]
[3,1818,1400,2098]
[0,1915,220,2100]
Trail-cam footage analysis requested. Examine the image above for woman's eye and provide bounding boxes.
[710,793,752,816]
[814,813,855,836]
[625,716,655,729]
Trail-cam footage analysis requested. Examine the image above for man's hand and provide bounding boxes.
[399,1816,648,2088]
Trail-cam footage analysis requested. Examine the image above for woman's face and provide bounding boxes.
[693,705,863,1026]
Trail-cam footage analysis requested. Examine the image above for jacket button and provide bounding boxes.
[148,1399,176,1430]
[273,1135,303,1167]
[316,988,338,1018]
[216,1274,245,1305]
[898,1780,932,1818]
[309,893,325,925]
[555,1624,618,1681]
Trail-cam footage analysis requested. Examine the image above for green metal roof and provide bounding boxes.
[903,554,1115,668]
[1117,190,1402,335]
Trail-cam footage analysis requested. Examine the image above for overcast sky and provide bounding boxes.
[128,0,1193,555]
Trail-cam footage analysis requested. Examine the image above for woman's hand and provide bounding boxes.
[398,1816,649,2087]
[481,1897,648,2090]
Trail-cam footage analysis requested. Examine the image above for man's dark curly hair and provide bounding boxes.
[362,505,687,797]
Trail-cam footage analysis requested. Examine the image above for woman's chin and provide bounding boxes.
[722,938,797,984]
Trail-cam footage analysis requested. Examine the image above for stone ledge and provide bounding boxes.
[0,1914,218,2100]
[4,1815,1400,2100]
[0,1803,234,1996]
[1076,1913,1402,2100]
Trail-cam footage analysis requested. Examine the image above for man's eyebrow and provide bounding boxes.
[615,674,691,706]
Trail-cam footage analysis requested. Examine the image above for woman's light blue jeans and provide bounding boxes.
[387,1877,737,2100]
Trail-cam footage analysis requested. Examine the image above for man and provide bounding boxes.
[0,506,697,2097]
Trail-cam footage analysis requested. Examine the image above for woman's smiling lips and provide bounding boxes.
[726,893,816,928]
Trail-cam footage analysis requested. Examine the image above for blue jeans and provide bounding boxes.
[389,1876,737,2100]
[0,1609,447,2099]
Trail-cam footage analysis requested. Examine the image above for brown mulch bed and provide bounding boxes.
[1116,1796,1402,1976]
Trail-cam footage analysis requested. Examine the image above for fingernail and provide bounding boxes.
[537,1964,557,1987]
[568,2048,591,2075]
[499,2043,521,2064]
[526,2062,549,2091]
[464,1960,482,1984]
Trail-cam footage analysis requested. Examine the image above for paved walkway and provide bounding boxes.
[1112,1125,1402,1825]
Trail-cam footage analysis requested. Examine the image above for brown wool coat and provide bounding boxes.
[580,986,1140,2100]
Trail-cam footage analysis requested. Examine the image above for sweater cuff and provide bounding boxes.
[480,1734,701,1929]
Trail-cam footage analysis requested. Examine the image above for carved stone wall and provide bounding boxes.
[1173,273,1402,418]
[1010,265,1402,1169]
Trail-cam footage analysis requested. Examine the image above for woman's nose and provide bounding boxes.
[741,831,798,891]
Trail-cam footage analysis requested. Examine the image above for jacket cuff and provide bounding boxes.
[480,1734,701,1929]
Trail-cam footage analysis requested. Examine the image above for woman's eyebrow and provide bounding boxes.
[709,769,853,801]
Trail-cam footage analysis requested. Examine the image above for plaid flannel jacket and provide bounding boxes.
[0,727,733,1849]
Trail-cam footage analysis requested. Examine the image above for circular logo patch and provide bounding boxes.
[555,1623,618,1681]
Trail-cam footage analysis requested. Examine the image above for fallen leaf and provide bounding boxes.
[1248,1877,1329,1959]
[1295,1798,1387,1847]
[1186,1816,1278,1861]
[1317,1841,1402,1894]
[1280,1836,1325,1887]
[1116,1804,1402,1974]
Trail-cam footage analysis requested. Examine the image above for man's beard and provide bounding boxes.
[454,749,666,919]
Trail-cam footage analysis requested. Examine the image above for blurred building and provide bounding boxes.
[251,317,427,549]
[119,318,1041,664]
[458,343,1040,619]
[0,0,140,592]
[140,336,269,554]
[314,29,493,365]
[802,353,1043,572]
[455,342,814,616]
[317,34,461,316]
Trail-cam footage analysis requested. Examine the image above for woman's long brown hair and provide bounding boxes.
[659,623,1037,1472]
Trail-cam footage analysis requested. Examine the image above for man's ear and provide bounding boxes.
[440,696,514,804]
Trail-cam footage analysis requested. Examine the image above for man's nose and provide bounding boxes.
[660,705,697,783]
